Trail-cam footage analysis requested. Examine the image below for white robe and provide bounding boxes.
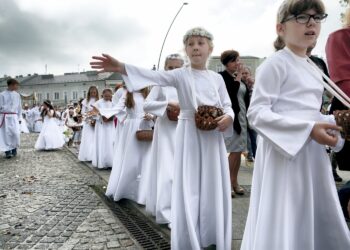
[123,65,234,250]
[22,109,32,132]
[112,88,127,150]
[104,92,152,205]
[91,99,115,168]
[0,90,22,152]
[31,107,43,133]
[78,98,96,161]
[143,86,178,224]
[34,110,65,150]
[241,47,350,250]
[20,114,30,133]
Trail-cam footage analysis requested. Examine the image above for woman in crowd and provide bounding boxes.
[219,50,249,197]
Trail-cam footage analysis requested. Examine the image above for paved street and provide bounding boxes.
[1,133,350,250]
[0,134,139,250]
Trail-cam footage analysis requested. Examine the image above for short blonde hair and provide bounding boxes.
[183,27,214,49]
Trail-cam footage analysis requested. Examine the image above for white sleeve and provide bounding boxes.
[247,58,315,159]
[122,64,179,92]
[319,114,345,152]
[17,94,22,120]
[143,86,168,117]
[96,94,126,120]
[81,99,87,115]
[0,93,4,112]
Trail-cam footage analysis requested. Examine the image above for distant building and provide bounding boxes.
[0,71,123,107]
[208,56,265,75]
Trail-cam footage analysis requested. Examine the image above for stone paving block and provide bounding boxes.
[107,241,120,248]
[0,134,137,250]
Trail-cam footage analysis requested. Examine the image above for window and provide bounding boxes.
[64,92,67,104]
[47,93,50,100]
[54,92,59,100]
[72,91,78,100]
[216,64,224,72]
[83,91,87,98]
[37,93,42,102]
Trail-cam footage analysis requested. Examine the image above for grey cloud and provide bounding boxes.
[0,0,146,75]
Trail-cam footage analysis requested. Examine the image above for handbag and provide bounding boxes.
[135,118,154,141]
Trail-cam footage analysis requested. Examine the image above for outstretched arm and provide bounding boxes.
[90,54,127,75]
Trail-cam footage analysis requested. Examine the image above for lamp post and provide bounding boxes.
[156,2,188,70]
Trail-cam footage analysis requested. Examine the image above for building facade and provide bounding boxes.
[0,71,123,107]
[208,55,265,75]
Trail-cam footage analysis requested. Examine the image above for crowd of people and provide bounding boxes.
[1,0,350,249]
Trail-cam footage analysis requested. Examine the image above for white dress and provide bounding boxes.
[91,99,115,169]
[143,86,178,224]
[0,90,22,152]
[241,47,350,250]
[112,88,127,150]
[104,92,152,205]
[20,115,30,133]
[32,107,43,133]
[123,65,234,250]
[78,98,96,161]
[35,110,65,150]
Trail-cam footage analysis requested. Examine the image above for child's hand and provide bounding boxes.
[215,114,233,132]
[87,106,100,116]
[310,122,341,147]
[167,102,180,110]
[143,113,154,121]
[90,54,126,74]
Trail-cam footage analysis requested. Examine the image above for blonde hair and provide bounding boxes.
[183,27,214,49]
[343,8,350,28]
[274,0,326,51]
[125,88,149,109]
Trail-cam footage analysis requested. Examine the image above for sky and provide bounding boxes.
[0,0,347,77]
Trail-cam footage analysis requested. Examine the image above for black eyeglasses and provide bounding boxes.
[283,13,328,24]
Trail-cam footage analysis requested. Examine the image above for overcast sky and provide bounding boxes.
[0,0,347,77]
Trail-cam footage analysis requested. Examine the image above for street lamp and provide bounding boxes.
[156,2,188,70]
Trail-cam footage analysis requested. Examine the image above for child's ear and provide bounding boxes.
[276,23,285,36]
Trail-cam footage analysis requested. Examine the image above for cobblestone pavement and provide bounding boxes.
[0,134,139,250]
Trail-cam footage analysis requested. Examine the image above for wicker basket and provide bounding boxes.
[334,110,350,141]
[167,107,180,121]
[136,130,153,141]
[195,105,224,130]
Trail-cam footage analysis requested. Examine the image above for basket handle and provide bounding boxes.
[307,58,350,108]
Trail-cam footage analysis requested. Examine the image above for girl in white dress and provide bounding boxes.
[101,88,153,205]
[90,27,234,250]
[143,54,183,224]
[35,100,65,150]
[78,86,99,161]
[241,1,350,249]
[91,88,115,169]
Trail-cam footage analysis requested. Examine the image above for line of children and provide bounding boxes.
[143,54,183,224]
[91,27,234,250]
